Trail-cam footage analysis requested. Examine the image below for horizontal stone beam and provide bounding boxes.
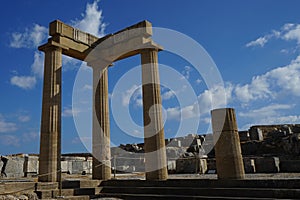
[43,20,155,62]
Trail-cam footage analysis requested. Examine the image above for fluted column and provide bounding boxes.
[211,108,245,180]
[141,49,168,180]
[92,66,111,180]
[38,45,62,182]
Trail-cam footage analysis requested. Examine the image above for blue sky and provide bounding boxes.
[1,0,300,155]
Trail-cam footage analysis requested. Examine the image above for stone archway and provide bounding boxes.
[37,20,168,182]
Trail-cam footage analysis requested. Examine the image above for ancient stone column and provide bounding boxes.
[92,66,111,180]
[38,45,62,182]
[141,49,168,180]
[211,108,245,180]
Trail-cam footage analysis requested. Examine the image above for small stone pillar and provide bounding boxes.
[38,45,62,182]
[92,66,111,180]
[141,49,168,180]
[211,108,245,180]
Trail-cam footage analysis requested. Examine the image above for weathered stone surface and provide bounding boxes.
[279,159,300,172]
[176,157,207,174]
[243,157,256,173]
[212,108,245,180]
[0,156,24,178]
[255,157,280,173]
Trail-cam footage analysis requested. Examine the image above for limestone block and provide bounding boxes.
[1,156,24,178]
[71,161,84,174]
[61,161,68,173]
[24,156,39,173]
[243,157,256,173]
[176,157,207,174]
[255,157,280,173]
[279,159,300,172]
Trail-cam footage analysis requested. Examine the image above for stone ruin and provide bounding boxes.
[2,123,300,178]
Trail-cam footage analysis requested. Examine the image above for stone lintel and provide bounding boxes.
[49,19,152,48]
[38,40,69,52]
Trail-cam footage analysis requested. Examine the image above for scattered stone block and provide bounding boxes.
[255,157,280,173]
[279,159,300,172]
[176,157,207,174]
[243,157,256,173]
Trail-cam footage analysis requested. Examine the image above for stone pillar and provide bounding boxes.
[38,45,62,182]
[141,49,168,180]
[92,66,111,180]
[211,108,245,180]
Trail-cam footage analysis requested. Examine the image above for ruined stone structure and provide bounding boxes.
[38,20,168,182]
[211,108,245,179]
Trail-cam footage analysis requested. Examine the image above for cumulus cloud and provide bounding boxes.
[234,55,300,102]
[246,23,300,48]
[122,85,143,107]
[10,75,36,90]
[10,24,48,49]
[18,115,31,122]
[10,1,107,89]
[0,115,17,133]
[72,0,106,37]
[0,135,20,147]
[246,36,268,47]
[239,104,300,129]
[62,107,81,117]
[166,84,233,121]
[283,24,300,44]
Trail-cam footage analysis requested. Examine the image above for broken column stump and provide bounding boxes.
[211,108,245,180]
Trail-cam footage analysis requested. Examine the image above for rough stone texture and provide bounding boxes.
[176,157,207,174]
[279,159,300,172]
[255,157,280,173]
[0,156,24,178]
[212,108,245,179]
[92,67,111,180]
[243,157,256,173]
[38,45,62,182]
[141,49,168,180]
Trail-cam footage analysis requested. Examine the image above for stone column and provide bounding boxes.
[38,45,62,182]
[92,66,111,180]
[141,49,168,180]
[211,108,245,180]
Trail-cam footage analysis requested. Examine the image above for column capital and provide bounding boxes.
[38,39,69,52]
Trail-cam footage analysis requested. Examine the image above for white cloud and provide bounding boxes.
[122,85,142,107]
[234,55,300,102]
[10,75,36,90]
[246,23,300,48]
[166,84,233,121]
[72,0,106,37]
[0,135,20,147]
[10,24,48,48]
[162,90,175,100]
[283,24,300,44]
[246,36,268,47]
[18,115,30,122]
[62,107,81,117]
[239,104,293,118]
[181,66,192,80]
[22,132,38,142]
[239,104,300,129]
[196,79,202,84]
[0,115,17,133]
[83,84,92,90]
[31,51,44,78]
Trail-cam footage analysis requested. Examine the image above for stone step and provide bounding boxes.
[100,179,300,189]
[55,195,90,200]
[36,187,102,199]
[62,180,102,189]
[94,193,289,200]
[100,186,300,199]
